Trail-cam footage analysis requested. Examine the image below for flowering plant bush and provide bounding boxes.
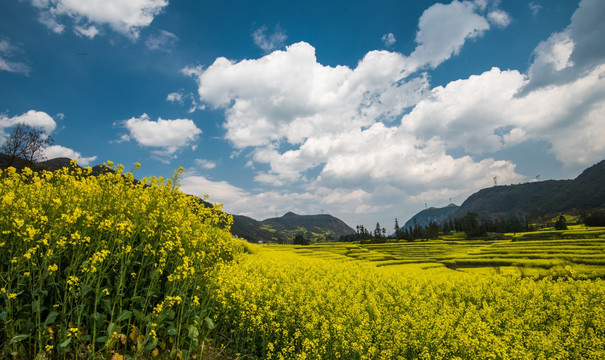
[0,161,234,359]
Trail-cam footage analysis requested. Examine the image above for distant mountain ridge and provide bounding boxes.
[403,203,460,229]
[232,212,355,243]
[402,159,605,226]
[449,159,605,220]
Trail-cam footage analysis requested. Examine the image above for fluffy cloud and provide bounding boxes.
[193,42,426,148]
[74,25,100,39]
[29,0,168,39]
[0,38,31,75]
[403,63,605,166]
[122,114,202,161]
[0,110,57,136]
[526,0,605,91]
[409,0,490,69]
[166,91,183,104]
[42,145,97,166]
[252,25,287,52]
[487,10,511,27]
[382,33,396,47]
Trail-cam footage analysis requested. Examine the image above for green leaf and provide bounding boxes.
[133,309,145,322]
[115,310,132,322]
[165,309,175,321]
[130,296,144,304]
[44,311,59,325]
[203,316,215,330]
[95,336,108,343]
[187,325,199,339]
[60,338,72,348]
[107,322,117,336]
[81,285,93,296]
[166,327,177,336]
[144,338,158,351]
[0,312,8,321]
[8,334,28,345]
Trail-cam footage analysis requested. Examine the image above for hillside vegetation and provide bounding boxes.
[450,159,605,220]
[232,212,355,243]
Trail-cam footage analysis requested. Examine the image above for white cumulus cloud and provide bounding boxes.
[29,0,169,39]
[43,145,97,166]
[0,110,57,136]
[487,10,511,28]
[122,114,202,161]
[192,42,426,148]
[409,0,490,69]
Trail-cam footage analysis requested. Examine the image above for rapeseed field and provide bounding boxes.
[2,162,605,359]
[210,245,605,359]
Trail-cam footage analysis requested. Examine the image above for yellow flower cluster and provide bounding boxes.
[0,161,235,358]
[210,246,605,360]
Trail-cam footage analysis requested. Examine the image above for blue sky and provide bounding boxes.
[1,0,604,229]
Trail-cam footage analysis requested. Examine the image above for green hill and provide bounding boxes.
[232,212,355,243]
[450,159,605,221]
[403,203,460,229]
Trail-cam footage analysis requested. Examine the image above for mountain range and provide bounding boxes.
[405,159,605,228]
[231,212,355,243]
[402,203,460,229]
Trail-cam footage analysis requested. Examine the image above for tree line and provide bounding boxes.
[339,213,534,242]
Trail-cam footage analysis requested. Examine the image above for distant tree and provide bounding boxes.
[554,215,568,230]
[293,234,309,245]
[442,220,451,235]
[426,221,440,239]
[461,212,483,238]
[374,222,383,238]
[1,123,53,165]
[394,218,401,239]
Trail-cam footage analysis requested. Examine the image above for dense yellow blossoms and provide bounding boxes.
[210,246,605,360]
[0,162,235,359]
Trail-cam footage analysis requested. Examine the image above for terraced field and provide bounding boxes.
[270,226,605,278]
